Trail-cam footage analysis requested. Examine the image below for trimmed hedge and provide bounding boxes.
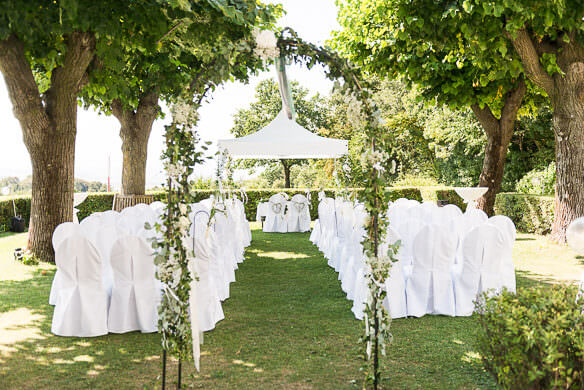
[0,196,31,232]
[0,187,496,231]
[494,192,554,234]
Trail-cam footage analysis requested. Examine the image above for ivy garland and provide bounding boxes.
[150,97,210,363]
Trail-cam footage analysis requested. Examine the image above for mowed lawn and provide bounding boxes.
[0,225,582,389]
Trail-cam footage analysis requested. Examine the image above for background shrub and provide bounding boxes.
[515,162,556,196]
[476,285,584,389]
[494,193,554,234]
[0,196,31,232]
[1,188,553,233]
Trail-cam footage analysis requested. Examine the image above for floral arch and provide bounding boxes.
[152,27,396,389]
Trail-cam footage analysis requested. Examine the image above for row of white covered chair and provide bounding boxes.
[257,193,311,233]
[310,196,517,319]
[50,197,251,337]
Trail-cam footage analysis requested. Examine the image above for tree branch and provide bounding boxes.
[505,29,554,93]
[470,103,500,137]
[500,77,526,139]
[0,35,50,149]
[136,90,160,128]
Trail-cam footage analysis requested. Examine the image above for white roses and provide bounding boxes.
[253,29,280,60]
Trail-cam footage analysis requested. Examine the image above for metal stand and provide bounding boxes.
[162,350,167,389]
[161,350,183,389]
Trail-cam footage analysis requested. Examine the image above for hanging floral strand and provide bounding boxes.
[150,98,209,364]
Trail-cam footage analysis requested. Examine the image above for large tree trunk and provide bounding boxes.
[112,92,160,195]
[507,29,584,241]
[280,160,292,188]
[549,76,584,242]
[0,33,95,262]
[471,79,526,215]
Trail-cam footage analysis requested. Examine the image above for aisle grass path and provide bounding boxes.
[2,227,502,388]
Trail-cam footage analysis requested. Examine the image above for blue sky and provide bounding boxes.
[0,0,339,190]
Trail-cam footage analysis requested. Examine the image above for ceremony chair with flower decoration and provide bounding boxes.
[287,193,311,232]
[263,193,288,233]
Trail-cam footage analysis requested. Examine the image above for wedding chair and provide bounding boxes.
[487,215,517,292]
[406,224,457,317]
[108,235,160,333]
[94,225,126,297]
[465,208,488,224]
[51,235,108,337]
[488,215,516,242]
[382,227,407,319]
[432,204,463,225]
[189,213,225,332]
[263,193,288,233]
[49,222,82,305]
[149,201,165,212]
[80,215,103,243]
[287,194,311,232]
[454,224,509,316]
[99,210,120,226]
[213,202,237,290]
[394,218,424,267]
[118,212,146,235]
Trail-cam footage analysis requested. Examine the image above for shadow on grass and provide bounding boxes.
[0,229,496,389]
[515,237,536,241]
[516,269,557,289]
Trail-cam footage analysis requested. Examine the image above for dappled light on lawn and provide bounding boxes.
[0,308,45,361]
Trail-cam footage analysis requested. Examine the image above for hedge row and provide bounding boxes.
[494,192,555,234]
[2,188,554,234]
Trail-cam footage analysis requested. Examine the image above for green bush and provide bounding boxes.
[494,193,554,234]
[516,162,556,196]
[476,285,584,389]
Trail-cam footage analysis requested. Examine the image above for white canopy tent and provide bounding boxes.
[218,110,348,159]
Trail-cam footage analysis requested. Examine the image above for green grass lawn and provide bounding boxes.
[0,225,582,389]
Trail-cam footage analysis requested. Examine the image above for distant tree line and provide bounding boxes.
[0,176,107,195]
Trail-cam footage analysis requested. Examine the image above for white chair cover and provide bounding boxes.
[263,194,288,233]
[51,235,108,337]
[99,210,120,226]
[287,194,311,232]
[80,215,103,243]
[487,215,516,292]
[49,222,82,305]
[108,236,160,333]
[189,214,225,332]
[455,224,510,316]
[94,225,126,297]
[382,227,407,319]
[406,224,457,317]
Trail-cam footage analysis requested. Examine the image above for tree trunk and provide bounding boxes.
[112,92,160,195]
[281,160,291,188]
[549,78,584,242]
[28,132,76,260]
[0,33,95,262]
[506,29,584,241]
[471,79,526,215]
